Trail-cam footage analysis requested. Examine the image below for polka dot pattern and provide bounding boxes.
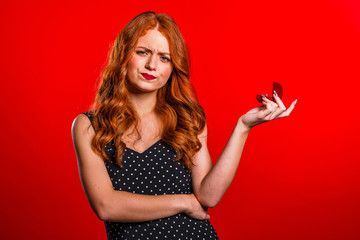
[83,112,219,239]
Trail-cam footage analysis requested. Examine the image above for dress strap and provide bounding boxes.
[82,111,96,132]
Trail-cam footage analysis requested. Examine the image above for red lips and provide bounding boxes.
[256,82,283,103]
[141,73,156,80]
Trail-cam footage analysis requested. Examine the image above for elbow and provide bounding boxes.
[198,196,220,208]
[93,197,128,222]
[92,199,112,221]
[195,189,222,208]
[202,200,219,209]
[96,208,108,222]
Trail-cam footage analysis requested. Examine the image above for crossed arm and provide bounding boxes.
[72,114,209,222]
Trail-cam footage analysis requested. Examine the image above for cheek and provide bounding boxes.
[161,66,173,80]
[127,57,138,72]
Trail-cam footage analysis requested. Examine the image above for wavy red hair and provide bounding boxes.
[89,11,206,169]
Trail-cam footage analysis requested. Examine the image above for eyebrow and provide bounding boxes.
[136,46,170,56]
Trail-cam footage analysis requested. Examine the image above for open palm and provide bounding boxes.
[240,94,297,129]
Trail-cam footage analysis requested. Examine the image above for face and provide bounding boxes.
[126,29,173,94]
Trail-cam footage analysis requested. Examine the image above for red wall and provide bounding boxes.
[1,0,360,239]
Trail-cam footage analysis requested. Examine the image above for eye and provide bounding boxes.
[161,56,170,62]
[136,50,147,55]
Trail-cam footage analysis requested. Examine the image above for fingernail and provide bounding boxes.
[265,94,268,97]
[294,99,297,104]
[273,90,278,97]
[261,94,266,99]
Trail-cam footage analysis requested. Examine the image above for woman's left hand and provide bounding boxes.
[239,94,297,130]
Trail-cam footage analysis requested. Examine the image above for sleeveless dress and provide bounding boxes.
[83,111,219,240]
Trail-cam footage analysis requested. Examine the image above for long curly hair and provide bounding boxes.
[89,11,206,169]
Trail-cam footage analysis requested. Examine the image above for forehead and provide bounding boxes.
[136,29,170,53]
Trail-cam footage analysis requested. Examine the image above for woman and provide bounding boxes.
[71,11,297,239]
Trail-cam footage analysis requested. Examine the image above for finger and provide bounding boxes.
[268,107,283,120]
[270,107,286,120]
[259,104,276,120]
[262,94,285,114]
[261,95,273,103]
[261,97,274,110]
[277,99,297,118]
[260,97,280,121]
[262,97,277,112]
[203,209,210,219]
[262,95,278,107]
[273,90,286,111]
[269,98,288,119]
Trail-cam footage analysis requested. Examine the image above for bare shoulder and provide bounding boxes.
[71,113,95,141]
[198,121,208,142]
[71,113,100,166]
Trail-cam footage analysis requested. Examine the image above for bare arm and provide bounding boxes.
[71,114,209,222]
[192,95,297,208]
[191,120,250,208]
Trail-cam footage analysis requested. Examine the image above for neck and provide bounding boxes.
[128,91,157,117]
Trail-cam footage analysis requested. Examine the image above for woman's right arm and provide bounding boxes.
[71,114,209,222]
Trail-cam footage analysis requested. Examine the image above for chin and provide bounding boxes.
[128,81,161,94]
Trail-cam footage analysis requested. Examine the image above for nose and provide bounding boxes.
[145,55,157,71]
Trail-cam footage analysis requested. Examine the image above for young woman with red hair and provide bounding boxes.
[71,11,297,239]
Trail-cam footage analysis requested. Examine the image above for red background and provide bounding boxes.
[1,0,360,239]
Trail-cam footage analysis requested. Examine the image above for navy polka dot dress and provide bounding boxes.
[83,112,219,240]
